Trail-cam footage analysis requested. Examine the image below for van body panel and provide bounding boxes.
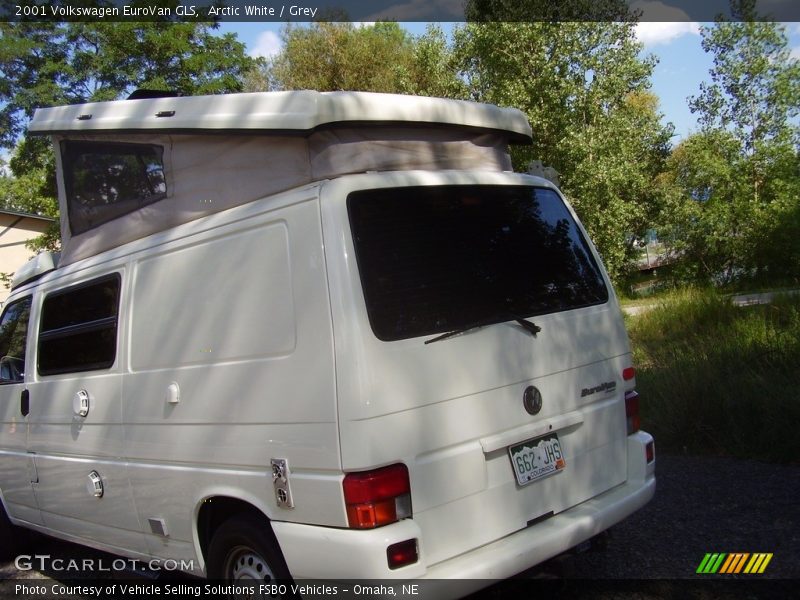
[129,222,297,371]
[0,450,41,526]
[0,401,42,525]
[320,171,637,568]
[26,455,145,552]
[120,190,342,549]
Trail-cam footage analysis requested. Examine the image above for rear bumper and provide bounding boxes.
[273,432,655,588]
[424,465,655,580]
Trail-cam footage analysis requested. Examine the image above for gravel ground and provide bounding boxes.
[558,453,799,579]
[1,453,797,598]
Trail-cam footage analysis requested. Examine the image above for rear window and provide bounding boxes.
[348,185,608,342]
[61,140,167,235]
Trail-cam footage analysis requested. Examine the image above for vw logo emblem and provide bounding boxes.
[523,386,542,415]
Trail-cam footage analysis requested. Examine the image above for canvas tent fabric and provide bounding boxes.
[53,128,517,265]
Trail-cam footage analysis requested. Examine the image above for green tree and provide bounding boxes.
[668,0,800,284]
[659,131,750,282]
[247,22,466,99]
[1,14,255,149]
[0,10,256,252]
[454,15,673,281]
[0,167,60,253]
[690,0,799,157]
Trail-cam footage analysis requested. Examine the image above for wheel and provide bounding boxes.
[0,499,29,560]
[207,514,293,589]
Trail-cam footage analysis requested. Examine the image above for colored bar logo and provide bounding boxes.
[697,553,773,574]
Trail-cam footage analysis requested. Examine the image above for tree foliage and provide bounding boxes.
[1,11,255,149]
[689,0,800,155]
[664,0,800,285]
[454,14,673,281]
[247,22,467,99]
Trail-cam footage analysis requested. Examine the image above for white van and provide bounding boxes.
[0,91,654,592]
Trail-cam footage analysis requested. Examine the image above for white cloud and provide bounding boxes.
[631,2,700,47]
[249,30,282,60]
[635,21,701,47]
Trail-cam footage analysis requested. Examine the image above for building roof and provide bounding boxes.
[28,90,533,143]
[0,208,56,222]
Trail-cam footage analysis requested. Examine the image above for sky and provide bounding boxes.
[217,20,800,145]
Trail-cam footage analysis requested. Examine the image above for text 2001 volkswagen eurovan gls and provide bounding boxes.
[0,91,654,594]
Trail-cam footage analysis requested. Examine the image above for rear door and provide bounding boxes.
[322,173,632,567]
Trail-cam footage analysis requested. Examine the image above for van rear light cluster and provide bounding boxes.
[625,390,640,435]
[622,367,636,381]
[343,464,412,529]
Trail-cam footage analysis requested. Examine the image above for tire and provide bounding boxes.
[0,500,29,560]
[207,514,293,589]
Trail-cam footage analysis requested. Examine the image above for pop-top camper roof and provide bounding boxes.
[29,91,533,266]
[29,90,533,140]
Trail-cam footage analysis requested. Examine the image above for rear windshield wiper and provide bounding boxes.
[424,314,541,345]
[513,316,542,337]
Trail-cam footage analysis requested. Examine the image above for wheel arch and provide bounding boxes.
[195,495,276,569]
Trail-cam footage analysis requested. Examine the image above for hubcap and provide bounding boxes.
[227,546,275,582]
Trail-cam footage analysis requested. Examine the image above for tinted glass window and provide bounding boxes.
[0,297,32,383]
[62,141,166,234]
[38,275,120,375]
[348,185,608,341]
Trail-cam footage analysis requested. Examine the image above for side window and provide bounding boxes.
[38,275,121,376]
[0,297,32,384]
[61,141,167,235]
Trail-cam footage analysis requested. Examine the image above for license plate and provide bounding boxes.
[508,433,566,486]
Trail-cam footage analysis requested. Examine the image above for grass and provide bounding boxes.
[627,288,800,463]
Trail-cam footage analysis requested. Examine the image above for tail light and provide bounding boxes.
[646,440,655,463]
[343,464,412,529]
[622,367,636,381]
[625,390,640,435]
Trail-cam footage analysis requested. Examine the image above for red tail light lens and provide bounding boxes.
[623,367,636,381]
[646,440,655,463]
[625,390,640,435]
[343,464,411,529]
[387,539,418,570]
